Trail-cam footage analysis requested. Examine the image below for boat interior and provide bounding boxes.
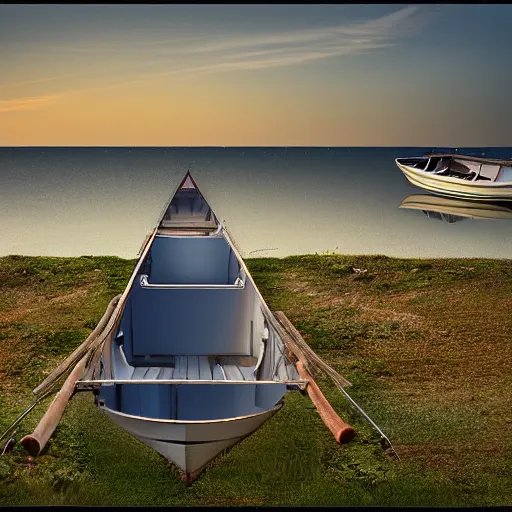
[158,174,218,233]
[111,232,296,377]
[421,211,465,223]
[397,156,512,183]
[96,173,299,421]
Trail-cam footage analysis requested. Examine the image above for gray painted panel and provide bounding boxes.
[237,363,256,381]
[222,358,244,381]
[100,382,286,421]
[101,404,278,443]
[212,363,225,380]
[144,367,161,380]
[112,343,133,380]
[158,367,174,380]
[149,236,236,285]
[187,356,200,380]
[228,248,240,283]
[129,281,254,356]
[132,367,148,379]
[120,385,140,416]
[198,356,212,380]
[177,383,285,421]
[173,356,188,380]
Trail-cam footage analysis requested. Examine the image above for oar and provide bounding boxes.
[33,225,158,397]
[32,293,121,397]
[296,360,356,444]
[0,294,120,447]
[0,382,61,447]
[275,311,401,461]
[20,352,90,456]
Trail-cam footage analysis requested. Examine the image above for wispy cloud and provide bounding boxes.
[135,5,435,78]
[0,95,59,113]
[45,34,224,55]
[51,5,435,78]
[189,6,427,54]
[1,6,436,105]
[0,73,81,90]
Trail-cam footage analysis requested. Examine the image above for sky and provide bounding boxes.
[1,4,512,146]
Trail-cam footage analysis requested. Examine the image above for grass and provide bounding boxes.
[0,254,511,506]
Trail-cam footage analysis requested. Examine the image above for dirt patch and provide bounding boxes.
[396,441,507,476]
[355,301,425,329]
[397,443,459,468]
[0,287,91,324]
[281,271,317,294]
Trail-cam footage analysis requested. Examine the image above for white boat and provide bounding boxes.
[76,172,305,482]
[399,194,512,222]
[395,153,512,200]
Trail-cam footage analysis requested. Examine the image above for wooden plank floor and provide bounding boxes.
[123,355,259,381]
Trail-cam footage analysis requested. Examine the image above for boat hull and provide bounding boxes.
[396,161,512,200]
[80,171,300,482]
[101,403,282,476]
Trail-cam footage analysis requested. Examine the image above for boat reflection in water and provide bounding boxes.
[399,194,512,223]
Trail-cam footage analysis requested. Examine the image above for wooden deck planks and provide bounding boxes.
[198,356,213,380]
[187,356,200,380]
[157,367,174,380]
[173,357,188,380]
[125,356,258,382]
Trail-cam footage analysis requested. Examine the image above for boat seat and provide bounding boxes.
[120,279,254,363]
[148,236,239,285]
[112,346,259,381]
[432,160,450,174]
[101,380,286,421]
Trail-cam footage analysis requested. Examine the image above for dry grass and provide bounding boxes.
[0,254,511,506]
[262,256,512,491]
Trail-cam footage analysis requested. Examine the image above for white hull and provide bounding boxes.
[139,437,243,475]
[101,403,282,474]
[396,160,512,200]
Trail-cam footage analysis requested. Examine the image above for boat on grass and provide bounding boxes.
[395,153,512,200]
[73,172,306,482]
[9,171,398,483]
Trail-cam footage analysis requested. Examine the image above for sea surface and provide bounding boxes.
[1,147,512,259]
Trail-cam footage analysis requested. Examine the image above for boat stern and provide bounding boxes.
[93,382,287,479]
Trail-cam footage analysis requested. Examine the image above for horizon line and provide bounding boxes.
[0,145,508,149]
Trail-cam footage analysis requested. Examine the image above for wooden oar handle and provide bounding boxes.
[21,354,89,456]
[296,361,356,444]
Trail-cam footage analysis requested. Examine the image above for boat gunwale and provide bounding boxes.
[426,153,512,166]
[139,274,245,290]
[100,402,283,425]
[78,379,307,386]
[396,160,512,188]
[155,228,223,239]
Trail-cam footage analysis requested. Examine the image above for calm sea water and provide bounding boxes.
[1,147,512,259]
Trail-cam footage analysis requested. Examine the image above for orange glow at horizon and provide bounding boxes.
[1,5,511,146]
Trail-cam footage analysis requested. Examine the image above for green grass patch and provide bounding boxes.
[0,254,510,506]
